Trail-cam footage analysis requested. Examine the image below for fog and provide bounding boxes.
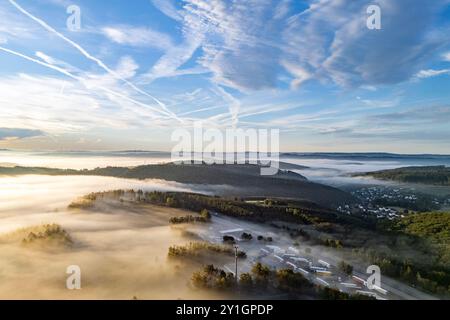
[3,150,449,189]
[0,150,170,170]
[1,152,447,299]
[282,156,450,189]
[0,175,228,299]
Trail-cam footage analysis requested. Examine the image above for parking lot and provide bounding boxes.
[191,212,437,300]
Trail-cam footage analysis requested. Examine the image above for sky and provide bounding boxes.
[0,0,449,153]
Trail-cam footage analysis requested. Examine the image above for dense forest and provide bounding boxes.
[126,190,374,229]
[191,263,373,300]
[168,242,246,259]
[361,166,450,185]
[391,212,450,244]
[373,195,441,212]
[363,212,450,295]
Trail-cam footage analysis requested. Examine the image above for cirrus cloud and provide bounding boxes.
[101,25,173,50]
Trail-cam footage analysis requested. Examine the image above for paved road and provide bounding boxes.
[194,213,438,300]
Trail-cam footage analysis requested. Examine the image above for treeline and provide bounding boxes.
[127,190,372,229]
[21,224,73,247]
[0,166,80,176]
[68,193,98,209]
[354,248,450,296]
[349,211,450,297]
[191,263,373,300]
[374,196,440,212]
[68,189,337,226]
[168,242,246,259]
[362,166,450,185]
[390,212,450,244]
[169,209,211,224]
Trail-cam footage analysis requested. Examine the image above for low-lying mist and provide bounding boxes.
[0,175,229,299]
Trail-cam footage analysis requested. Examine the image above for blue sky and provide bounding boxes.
[0,0,450,153]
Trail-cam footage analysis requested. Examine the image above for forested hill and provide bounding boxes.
[0,163,355,207]
[359,166,450,185]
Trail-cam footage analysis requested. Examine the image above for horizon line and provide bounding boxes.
[2,149,450,157]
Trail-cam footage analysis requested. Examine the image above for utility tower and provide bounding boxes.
[234,245,239,282]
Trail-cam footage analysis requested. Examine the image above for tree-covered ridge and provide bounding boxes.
[367,212,450,296]
[360,166,450,185]
[391,212,450,244]
[0,223,73,248]
[168,242,246,259]
[0,163,306,181]
[92,189,370,228]
[169,208,212,224]
[0,163,355,207]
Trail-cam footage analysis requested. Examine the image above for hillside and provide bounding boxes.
[0,163,355,207]
[359,166,450,185]
[390,212,450,244]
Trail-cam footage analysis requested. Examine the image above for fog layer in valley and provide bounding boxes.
[0,150,171,170]
[0,175,229,299]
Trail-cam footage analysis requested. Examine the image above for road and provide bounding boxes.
[193,213,438,300]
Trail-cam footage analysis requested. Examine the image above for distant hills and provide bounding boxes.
[282,152,450,160]
[0,163,354,207]
[359,166,450,186]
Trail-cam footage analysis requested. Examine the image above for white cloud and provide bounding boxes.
[281,60,312,89]
[443,52,450,62]
[416,69,450,78]
[149,0,449,92]
[145,33,203,81]
[82,56,140,89]
[183,0,284,91]
[273,0,291,20]
[115,56,139,79]
[211,85,241,127]
[146,0,450,126]
[0,45,188,130]
[0,5,36,42]
[360,85,377,92]
[283,0,449,87]
[101,26,173,50]
[2,0,450,143]
[8,0,182,122]
[35,51,56,64]
[145,0,287,93]
[0,74,121,133]
[151,0,183,21]
[35,51,81,74]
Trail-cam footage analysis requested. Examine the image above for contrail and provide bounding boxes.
[211,84,241,128]
[8,0,183,123]
[0,46,175,121]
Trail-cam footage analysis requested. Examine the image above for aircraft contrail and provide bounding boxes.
[8,0,183,123]
[0,46,177,121]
